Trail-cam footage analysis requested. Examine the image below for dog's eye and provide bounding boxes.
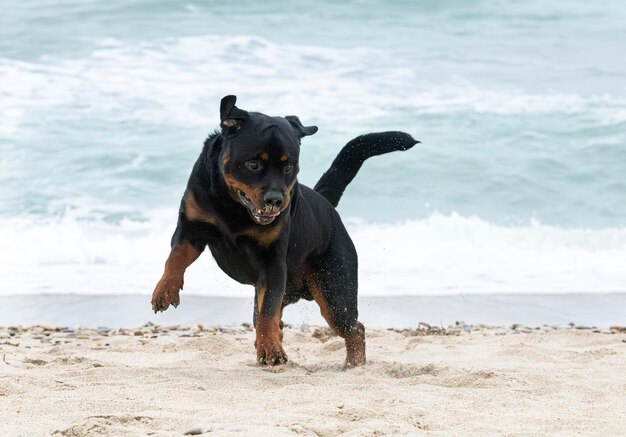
[245,160,261,171]
[283,164,293,175]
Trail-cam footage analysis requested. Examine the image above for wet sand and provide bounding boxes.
[1,293,625,328]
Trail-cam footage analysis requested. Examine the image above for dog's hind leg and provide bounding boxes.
[306,240,366,368]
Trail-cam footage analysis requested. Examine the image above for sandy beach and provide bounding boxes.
[1,323,625,436]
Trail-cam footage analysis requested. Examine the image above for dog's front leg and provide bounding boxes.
[255,261,288,365]
[151,240,202,313]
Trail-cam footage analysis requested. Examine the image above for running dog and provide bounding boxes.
[151,95,417,367]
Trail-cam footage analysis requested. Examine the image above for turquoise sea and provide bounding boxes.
[1,1,626,306]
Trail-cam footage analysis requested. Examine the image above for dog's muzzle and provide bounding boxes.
[237,190,281,225]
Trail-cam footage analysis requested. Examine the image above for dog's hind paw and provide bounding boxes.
[151,275,183,312]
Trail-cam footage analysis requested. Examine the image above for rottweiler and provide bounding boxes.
[151,95,417,367]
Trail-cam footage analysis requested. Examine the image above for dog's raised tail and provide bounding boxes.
[313,131,419,207]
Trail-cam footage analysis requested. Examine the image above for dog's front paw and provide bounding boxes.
[151,275,183,313]
[256,340,288,366]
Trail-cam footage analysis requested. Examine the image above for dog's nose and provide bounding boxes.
[263,191,284,208]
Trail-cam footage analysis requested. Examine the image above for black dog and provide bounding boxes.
[151,95,417,367]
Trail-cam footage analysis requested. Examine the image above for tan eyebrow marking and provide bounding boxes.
[260,152,269,161]
[280,154,289,162]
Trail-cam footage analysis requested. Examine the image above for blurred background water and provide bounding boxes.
[1,1,625,321]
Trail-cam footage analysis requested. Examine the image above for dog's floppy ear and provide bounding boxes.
[285,115,318,138]
[220,95,249,134]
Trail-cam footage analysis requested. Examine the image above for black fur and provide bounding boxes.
[151,95,417,366]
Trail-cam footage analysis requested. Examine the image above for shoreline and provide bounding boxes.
[1,292,625,329]
[1,323,625,435]
[3,321,626,341]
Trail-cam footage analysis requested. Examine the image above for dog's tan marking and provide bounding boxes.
[224,172,263,205]
[239,223,283,248]
[151,241,201,312]
[256,286,267,314]
[280,154,289,162]
[303,265,366,367]
[344,323,366,368]
[163,241,200,277]
[260,152,269,161]
[255,310,285,364]
[183,191,217,225]
[222,154,230,167]
[306,269,340,334]
[283,179,297,211]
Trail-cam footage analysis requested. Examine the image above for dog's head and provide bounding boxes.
[217,95,318,225]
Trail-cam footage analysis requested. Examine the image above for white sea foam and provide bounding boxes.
[2,211,625,297]
[351,214,626,295]
[1,35,625,136]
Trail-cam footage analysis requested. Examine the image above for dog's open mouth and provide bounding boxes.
[237,190,281,225]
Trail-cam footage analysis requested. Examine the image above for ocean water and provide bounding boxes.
[1,1,626,300]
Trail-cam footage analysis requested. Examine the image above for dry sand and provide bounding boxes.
[1,323,625,436]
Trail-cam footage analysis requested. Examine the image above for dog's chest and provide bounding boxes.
[205,235,265,286]
[203,217,308,287]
